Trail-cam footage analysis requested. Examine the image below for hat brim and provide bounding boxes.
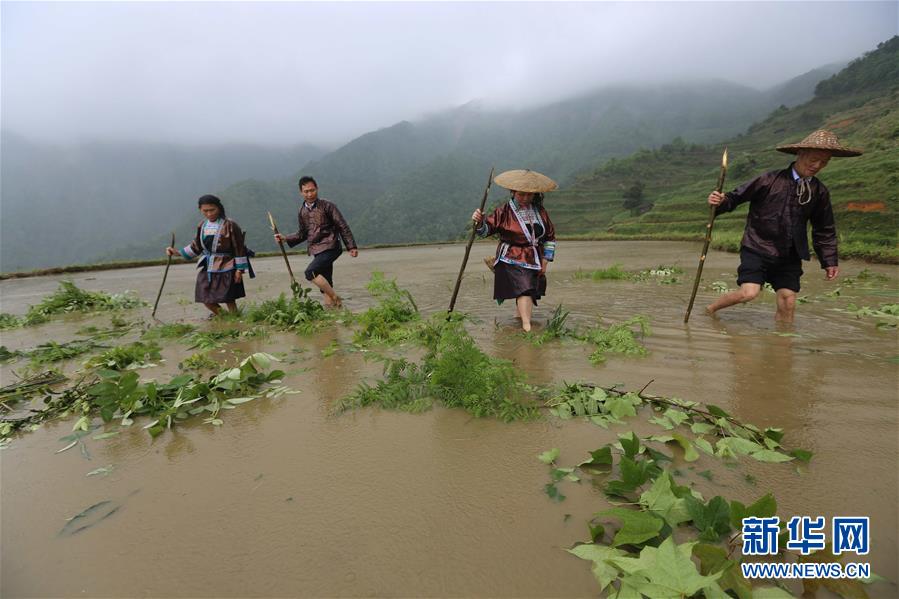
[493,170,559,193]
[776,144,863,158]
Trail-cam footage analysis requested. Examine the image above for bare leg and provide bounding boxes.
[203,303,221,316]
[706,283,761,316]
[517,295,534,332]
[775,288,797,323]
[225,302,239,313]
[311,274,341,307]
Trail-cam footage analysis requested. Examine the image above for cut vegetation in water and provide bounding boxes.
[0,281,145,329]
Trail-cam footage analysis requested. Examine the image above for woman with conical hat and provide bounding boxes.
[706,130,863,323]
[472,169,558,332]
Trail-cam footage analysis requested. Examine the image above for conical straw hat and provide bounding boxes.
[494,169,559,193]
[776,130,863,157]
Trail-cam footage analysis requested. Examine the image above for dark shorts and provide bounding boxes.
[305,247,342,289]
[737,247,803,292]
[494,262,547,306]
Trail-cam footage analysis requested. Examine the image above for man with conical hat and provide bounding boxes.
[472,169,558,332]
[706,130,863,322]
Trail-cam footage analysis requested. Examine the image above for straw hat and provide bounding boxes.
[776,130,863,157]
[494,169,559,193]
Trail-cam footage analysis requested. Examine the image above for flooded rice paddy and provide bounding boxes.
[1,240,897,597]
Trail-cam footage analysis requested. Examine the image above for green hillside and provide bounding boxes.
[554,36,899,263]
[113,77,822,264]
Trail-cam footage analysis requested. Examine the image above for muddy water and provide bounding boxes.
[1,241,897,597]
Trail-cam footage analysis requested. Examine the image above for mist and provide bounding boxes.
[2,1,895,147]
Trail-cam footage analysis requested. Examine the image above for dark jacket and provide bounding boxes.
[477,200,557,269]
[285,198,357,256]
[715,163,838,268]
[180,218,250,273]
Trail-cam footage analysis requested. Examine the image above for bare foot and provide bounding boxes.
[522,321,532,332]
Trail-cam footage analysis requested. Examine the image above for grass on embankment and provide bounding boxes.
[550,75,899,264]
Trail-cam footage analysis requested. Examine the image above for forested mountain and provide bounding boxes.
[552,36,898,262]
[1,55,851,272]
[115,71,836,264]
[0,135,325,271]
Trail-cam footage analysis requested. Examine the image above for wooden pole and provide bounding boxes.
[684,148,728,323]
[448,166,495,314]
[267,212,300,295]
[151,232,175,319]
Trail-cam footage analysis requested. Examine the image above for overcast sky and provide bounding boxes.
[2,1,896,147]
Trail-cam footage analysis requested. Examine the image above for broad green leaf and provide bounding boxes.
[691,422,715,435]
[750,449,794,463]
[685,495,731,542]
[544,483,565,502]
[716,437,764,458]
[619,432,641,457]
[590,387,608,402]
[589,415,610,428]
[579,446,613,472]
[596,507,663,547]
[248,352,271,371]
[730,493,777,530]
[649,416,674,430]
[226,396,257,405]
[607,538,721,597]
[703,582,732,599]
[662,408,689,428]
[639,471,690,527]
[705,404,731,418]
[693,437,715,455]
[567,544,627,592]
[671,432,699,462]
[789,448,813,462]
[647,435,674,443]
[537,448,560,464]
[606,396,638,420]
[550,467,575,482]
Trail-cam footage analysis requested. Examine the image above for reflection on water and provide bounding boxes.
[1,241,896,597]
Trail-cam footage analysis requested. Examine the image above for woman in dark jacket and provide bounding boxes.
[166,195,249,316]
[472,169,558,332]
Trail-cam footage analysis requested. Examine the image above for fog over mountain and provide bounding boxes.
[1,2,895,271]
[2,2,895,145]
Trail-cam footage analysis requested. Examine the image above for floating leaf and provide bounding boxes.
[537,448,560,464]
[619,432,641,458]
[544,483,566,502]
[671,432,700,462]
[789,448,813,463]
[606,538,721,597]
[639,471,690,527]
[578,446,613,472]
[730,493,777,530]
[750,449,793,463]
[705,404,731,418]
[86,465,114,477]
[685,495,731,542]
[567,544,628,592]
[596,507,663,547]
